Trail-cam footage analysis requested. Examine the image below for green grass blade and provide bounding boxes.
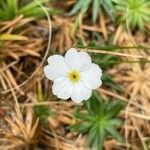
[92,0,100,23]
[69,0,84,15]
[103,0,115,21]
[19,0,49,14]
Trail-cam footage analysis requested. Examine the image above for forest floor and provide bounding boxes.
[0,0,150,150]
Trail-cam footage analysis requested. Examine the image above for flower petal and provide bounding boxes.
[71,81,92,103]
[44,55,70,81]
[78,51,92,71]
[81,64,102,89]
[65,48,80,70]
[65,48,92,71]
[52,78,73,99]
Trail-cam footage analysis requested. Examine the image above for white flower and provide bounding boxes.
[44,48,102,103]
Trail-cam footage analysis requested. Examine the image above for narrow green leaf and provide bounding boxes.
[106,127,124,143]
[105,101,124,119]
[98,127,105,150]
[109,119,123,127]
[87,126,98,147]
[69,0,84,15]
[103,0,115,21]
[71,122,92,133]
[92,0,100,23]
[81,0,91,14]
[19,0,48,13]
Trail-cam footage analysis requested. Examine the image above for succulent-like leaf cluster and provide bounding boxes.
[70,91,124,150]
[113,0,150,31]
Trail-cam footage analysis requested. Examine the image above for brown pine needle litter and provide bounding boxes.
[0,0,150,150]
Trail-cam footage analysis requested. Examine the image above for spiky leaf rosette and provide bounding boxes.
[113,0,150,31]
[69,0,115,23]
[70,91,124,150]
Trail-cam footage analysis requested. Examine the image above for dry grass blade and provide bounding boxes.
[81,25,103,32]
[0,15,23,32]
[99,11,108,40]
[77,48,149,59]
[0,107,39,150]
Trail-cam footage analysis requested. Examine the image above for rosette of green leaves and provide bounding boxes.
[70,91,124,150]
[69,0,115,23]
[113,0,150,31]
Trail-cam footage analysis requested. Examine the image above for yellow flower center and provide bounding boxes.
[68,70,80,83]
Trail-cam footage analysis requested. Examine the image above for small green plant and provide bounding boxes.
[34,105,53,123]
[70,91,124,150]
[69,0,115,23]
[34,82,53,124]
[0,0,60,21]
[113,0,150,31]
